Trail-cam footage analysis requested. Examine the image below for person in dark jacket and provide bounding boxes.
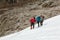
[30,17,36,29]
[36,16,41,27]
[40,15,45,26]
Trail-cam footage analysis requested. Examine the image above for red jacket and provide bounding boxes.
[30,18,36,23]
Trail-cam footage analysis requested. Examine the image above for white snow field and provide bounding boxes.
[0,15,60,40]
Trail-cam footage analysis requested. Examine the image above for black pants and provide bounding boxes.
[40,20,43,26]
[31,22,34,29]
[37,21,40,27]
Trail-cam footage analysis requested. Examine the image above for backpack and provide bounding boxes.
[36,16,41,22]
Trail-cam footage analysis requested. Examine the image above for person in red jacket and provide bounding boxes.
[30,17,36,29]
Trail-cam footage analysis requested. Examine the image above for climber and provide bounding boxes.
[40,15,45,26]
[30,16,36,29]
[36,16,41,27]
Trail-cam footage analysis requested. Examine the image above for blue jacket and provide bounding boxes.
[36,16,41,22]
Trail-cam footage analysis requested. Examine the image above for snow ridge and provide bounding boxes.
[0,15,60,40]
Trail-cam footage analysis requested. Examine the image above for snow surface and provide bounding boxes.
[0,15,60,40]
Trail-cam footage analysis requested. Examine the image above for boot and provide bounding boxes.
[31,26,32,29]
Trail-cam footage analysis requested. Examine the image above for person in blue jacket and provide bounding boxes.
[36,16,41,27]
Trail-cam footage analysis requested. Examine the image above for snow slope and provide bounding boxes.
[0,15,60,40]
